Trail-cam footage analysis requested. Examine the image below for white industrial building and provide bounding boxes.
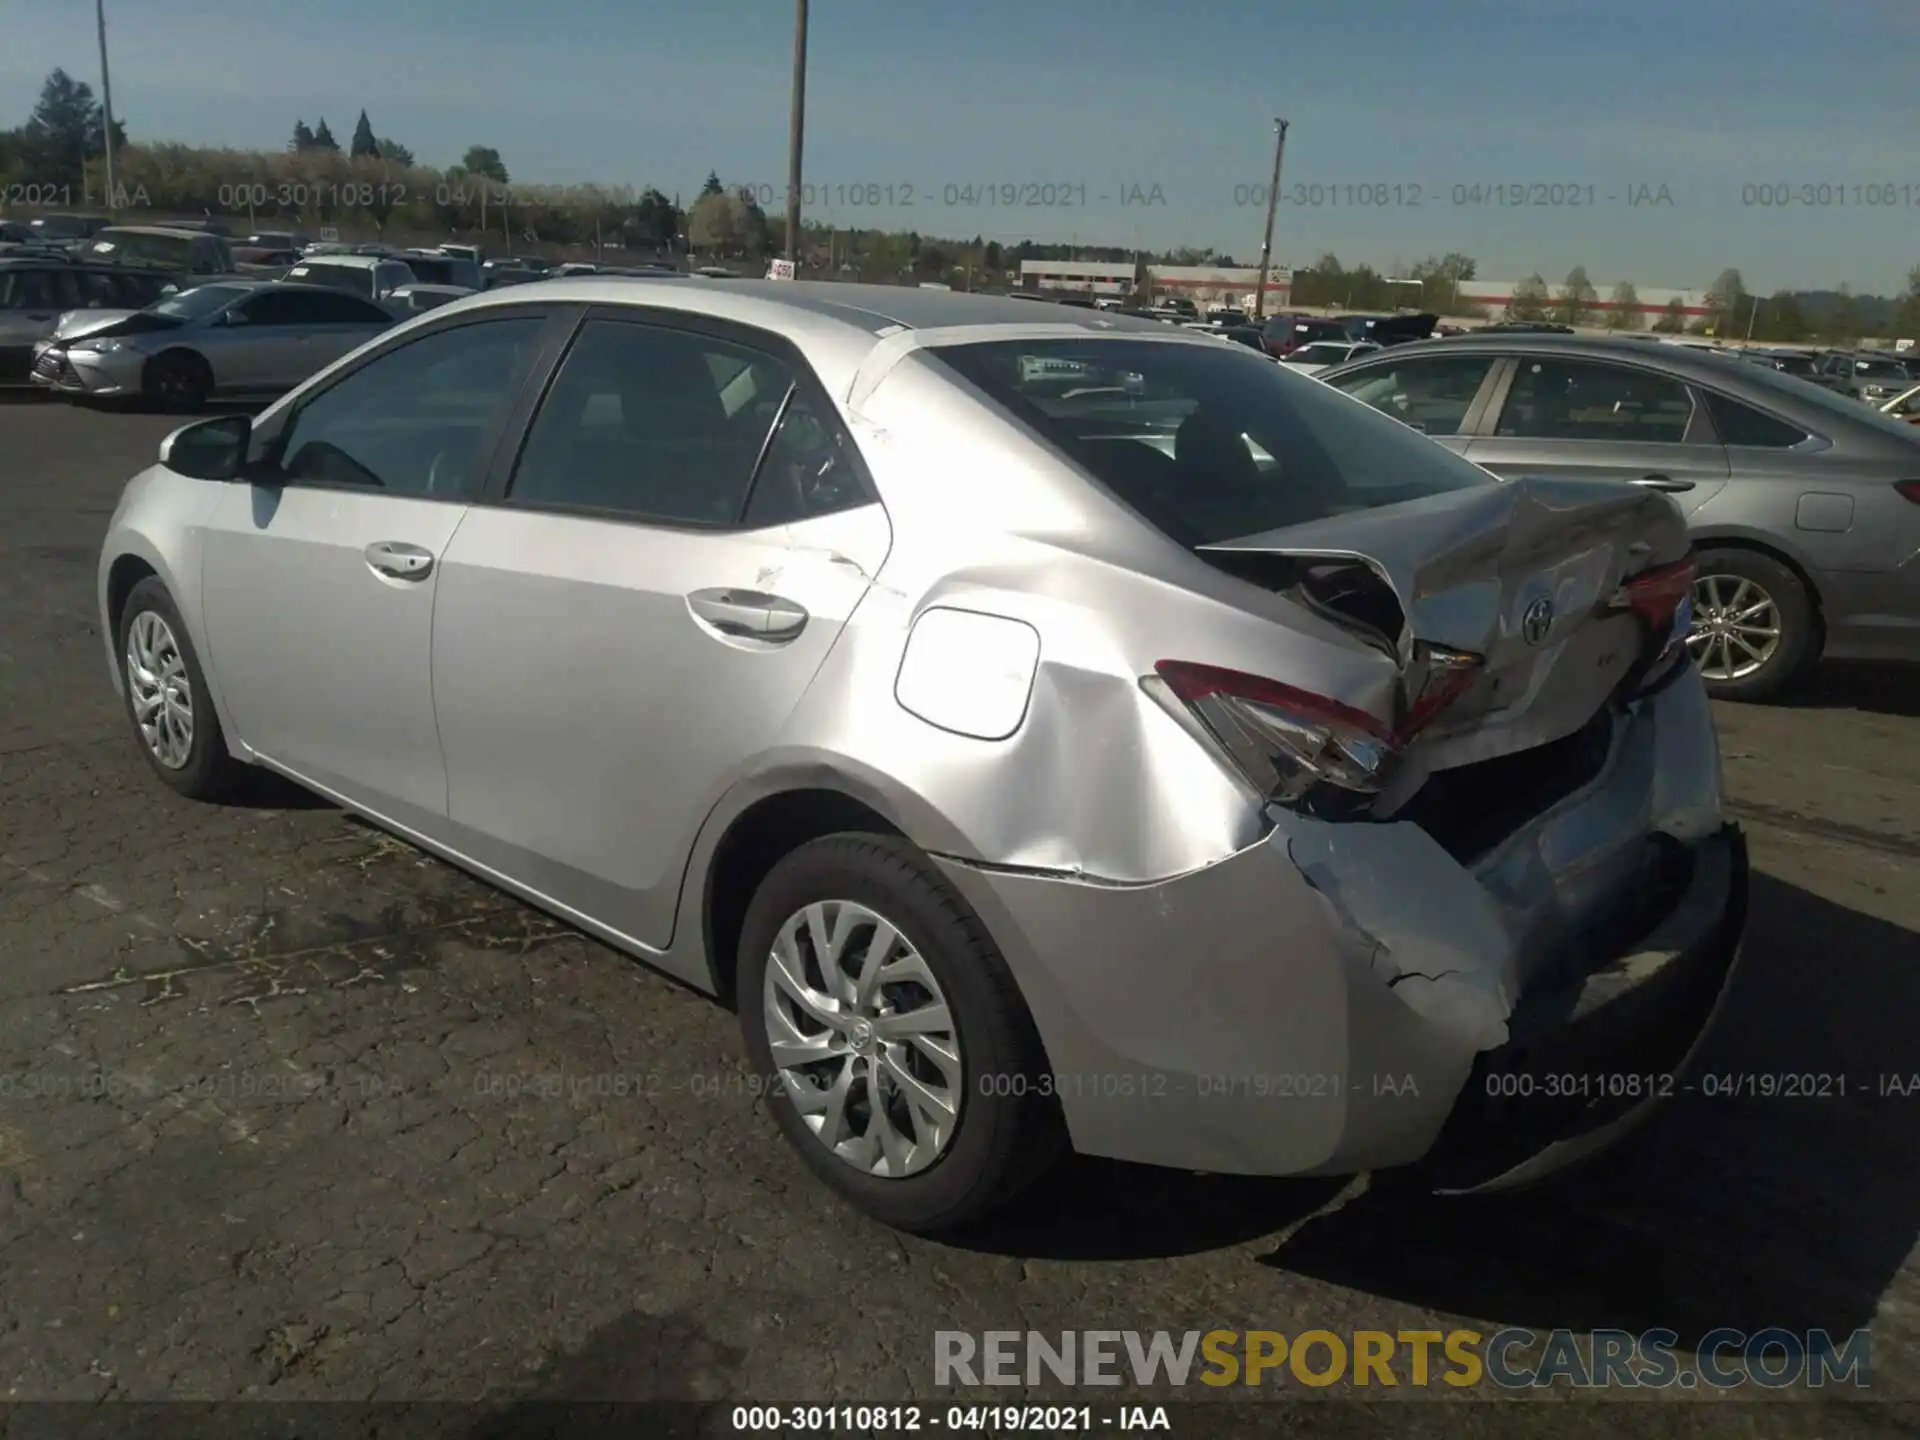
[1017,259,1138,297]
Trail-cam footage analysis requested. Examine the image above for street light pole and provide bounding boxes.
[95,0,119,213]
[785,0,808,265]
[1252,118,1288,321]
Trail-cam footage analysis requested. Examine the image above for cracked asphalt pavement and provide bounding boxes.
[2,399,1917,1437]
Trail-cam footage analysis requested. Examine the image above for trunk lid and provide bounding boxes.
[1197,474,1691,772]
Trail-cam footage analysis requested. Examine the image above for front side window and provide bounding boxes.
[151,284,249,321]
[1,270,62,311]
[505,320,792,524]
[930,337,1494,549]
[275,316,544,499]
[1322,354,1501,435]
[1492,358,1694,443]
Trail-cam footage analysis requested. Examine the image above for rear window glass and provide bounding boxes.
[928,337,1495,549]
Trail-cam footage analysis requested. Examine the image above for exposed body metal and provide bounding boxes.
[99,281,1746,1194]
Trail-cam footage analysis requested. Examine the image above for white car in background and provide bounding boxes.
[1282,339,1383,376]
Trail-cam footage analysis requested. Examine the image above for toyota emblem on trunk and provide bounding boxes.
[1522,597,1555,646]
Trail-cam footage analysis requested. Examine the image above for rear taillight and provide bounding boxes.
[1896,481,1920,505]
[1612,555,1697,694]
[1150,652,1482,808]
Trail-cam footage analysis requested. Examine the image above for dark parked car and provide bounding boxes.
[1335,312,1441,347]
[1745,348,1823,380]
[26,213,114,245]
[1258,313,1350,359]
[1813,351,1915,404]
[1322,333,1920,700]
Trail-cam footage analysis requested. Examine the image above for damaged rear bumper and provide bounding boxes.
[930,671,1746,1181]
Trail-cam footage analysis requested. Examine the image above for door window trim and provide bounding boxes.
[243,302,578,504]
[1471,351,1714,445]
[473,304,877,532]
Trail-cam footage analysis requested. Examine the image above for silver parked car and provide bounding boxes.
[1322,334,1920,700]
[36,280,397,409]
[98,283,1747,1231]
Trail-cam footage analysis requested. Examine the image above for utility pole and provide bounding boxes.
[95,0,119,213]
[1252,118,1288,321]
[785,0,808,264]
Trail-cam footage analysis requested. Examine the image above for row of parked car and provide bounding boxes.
[0,216,701,405]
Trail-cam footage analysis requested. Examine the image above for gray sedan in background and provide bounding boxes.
[97,283,1744,1230]
[33,280,397,409]
[1323,334,1920,700]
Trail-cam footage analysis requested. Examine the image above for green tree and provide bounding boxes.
[1506,273,1550,322]
[349,110,378,159]
[378,138,415,167]
[1652,297,1687,333]
[630,187,681,250]
[1703,267,1746,338]
[1607,281,1642,330]
[701,171,725,197]
[19,68,125,190]
[1754,291,1808,343]
[1887,265,1920,340]
[290,119,316,151]
[1410,251,1477,314]
[311,117,340,150]
[688,189,740,253]
[1554,266,1598,326]
[461,145,508,183]
[983,239,1004,272]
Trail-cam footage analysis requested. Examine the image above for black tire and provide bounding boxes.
[1688,548,1817,703]
[116,577,248,800]
[737,833,1065,1233]
[143,349,212,412]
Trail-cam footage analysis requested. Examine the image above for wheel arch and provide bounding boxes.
[700,786,907,1009]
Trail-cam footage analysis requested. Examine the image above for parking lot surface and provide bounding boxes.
[2,399,1918,1436]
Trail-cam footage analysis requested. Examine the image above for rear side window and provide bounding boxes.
[928,337,1494,549]
[1703,392,1809,449]
[1493,358,1694,443]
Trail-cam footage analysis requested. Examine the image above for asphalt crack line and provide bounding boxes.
[1725,799,1920,860]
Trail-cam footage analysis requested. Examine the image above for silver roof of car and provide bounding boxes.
[437,279,1204,401]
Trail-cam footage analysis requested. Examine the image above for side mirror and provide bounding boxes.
[158,414,251,481]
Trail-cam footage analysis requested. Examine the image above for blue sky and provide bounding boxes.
[6,0,1916,293]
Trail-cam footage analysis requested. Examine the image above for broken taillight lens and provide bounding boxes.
[1613,555,1697,693]
[1151,660,1400,804]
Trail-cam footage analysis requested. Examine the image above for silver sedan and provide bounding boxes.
[97,282,1747,1231]
[35,280,397,409]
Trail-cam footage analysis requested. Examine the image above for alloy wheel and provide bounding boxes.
[1686,572,1782,681]
[126,610,195,769]
[760,899,963,1179]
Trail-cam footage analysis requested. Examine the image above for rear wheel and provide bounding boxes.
[143,349,212,412]
[737,834,1064,1233]
[1685,548,1816,703]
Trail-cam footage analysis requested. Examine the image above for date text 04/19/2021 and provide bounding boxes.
[730,1405,1172,1432]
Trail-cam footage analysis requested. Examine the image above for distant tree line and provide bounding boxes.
[4,68,1918,339]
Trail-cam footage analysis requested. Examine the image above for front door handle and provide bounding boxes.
[687,588,808,640]
[1633,474,1696,493]
[365,540,435,580]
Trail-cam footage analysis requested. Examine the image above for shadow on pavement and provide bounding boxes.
[225,767,337,811]
[1784,661,1920,720]
[1262,872,1919,1345]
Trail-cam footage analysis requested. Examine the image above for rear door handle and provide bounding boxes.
[1633,474,1695,492]
[687,588,808,640]
[365,540,435,580]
